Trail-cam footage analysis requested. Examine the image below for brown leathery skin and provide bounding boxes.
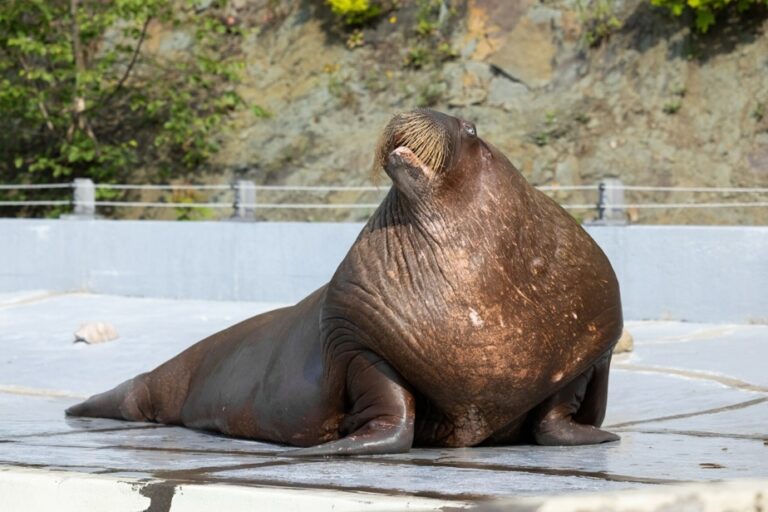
[66,109,623,454]
[324,109,622,447]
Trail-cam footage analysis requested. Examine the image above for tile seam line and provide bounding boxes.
[606,396,768,428]
[616,428,768,441]
[0,291,80,309]
[3,424,167,439]
[349,457,684,485]
[0,385,88,400]
[613,363,768,393]
[628,326,763,344]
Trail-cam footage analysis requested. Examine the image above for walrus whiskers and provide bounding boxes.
[376,110,450,177]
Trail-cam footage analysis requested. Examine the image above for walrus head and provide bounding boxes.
[376,109,477,201]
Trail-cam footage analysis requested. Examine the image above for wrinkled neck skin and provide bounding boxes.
[365,153,539,274]
[322,165,545,367]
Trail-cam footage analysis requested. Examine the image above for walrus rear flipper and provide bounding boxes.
[531,351,619,446]
[287,350,416,457]
[65,374,153,422]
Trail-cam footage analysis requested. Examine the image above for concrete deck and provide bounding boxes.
[1,291,767,510]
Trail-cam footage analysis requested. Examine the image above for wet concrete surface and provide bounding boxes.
[1,291,767,503]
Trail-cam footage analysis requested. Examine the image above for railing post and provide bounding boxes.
[593,178,626,225]
[596,181,606,222]
[72,178,95,219]
[232,180,256,221]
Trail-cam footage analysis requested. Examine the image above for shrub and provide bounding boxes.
[0,0,246,217]
[326,0,383,26]
[651,0,768,32]
[576,0,622,46]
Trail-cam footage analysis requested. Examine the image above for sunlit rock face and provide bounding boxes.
[143,0,768,224]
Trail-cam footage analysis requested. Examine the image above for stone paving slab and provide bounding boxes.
[620,324,768,390]
[481,479,768,512]
[1,291,767,508]
[604,368,762,426]
[0,293,282,395]
[0,467,455,512]
[626,400,768,438]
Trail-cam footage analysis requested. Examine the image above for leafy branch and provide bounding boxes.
[0,0,246,218]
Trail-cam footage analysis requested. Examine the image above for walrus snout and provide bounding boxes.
[377,109,450,177]
[384,146,433,198]
[386,147,431,176]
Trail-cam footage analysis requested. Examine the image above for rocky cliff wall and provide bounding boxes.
[194,0,767,223]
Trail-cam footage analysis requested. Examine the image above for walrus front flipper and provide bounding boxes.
[288,350,415,457]
[65,374,153,422]
[531,351,619,446]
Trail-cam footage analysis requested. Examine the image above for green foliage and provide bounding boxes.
[327,68,359,109]
[576,0,622,47]
[169,189,215,221]
[574,112,591,124]
[415,0,441,37]
[345,28,365,48]
[415,82,443,107]
[404,46,431,68]
[529,111,570,147]
[251,104,272,119]
[412,0,447,41]
[531,131,550,147]
[403,1,456,70]
[651,0,767,32]
[663,99,683,114]
[0,0,245,215]
[326,0,383,26]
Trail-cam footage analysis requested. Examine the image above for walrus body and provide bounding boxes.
[67,110,623,455]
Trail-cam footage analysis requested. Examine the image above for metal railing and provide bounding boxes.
[1,178,767,222]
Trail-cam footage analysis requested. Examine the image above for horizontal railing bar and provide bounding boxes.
[611,202,768,209]
[237,203,381,209]
[93,201,231,208]
[0,184,72,190]
[252,185,387,192]
[1,200,764,210]
[0,200,71,206]
[536,185,595,191]
[3,183,768,193]
[94,184,233,191]
[90,202,381,209]
[609,186,768,193]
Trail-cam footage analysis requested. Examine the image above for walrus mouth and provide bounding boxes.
[377,110,450,178]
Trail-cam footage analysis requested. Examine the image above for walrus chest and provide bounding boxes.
[358,283,619,434]
[324,214,621,442]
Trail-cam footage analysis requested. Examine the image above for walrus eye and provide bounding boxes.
[463,122,477,138]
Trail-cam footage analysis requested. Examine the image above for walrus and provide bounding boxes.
[66,109,622,455]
